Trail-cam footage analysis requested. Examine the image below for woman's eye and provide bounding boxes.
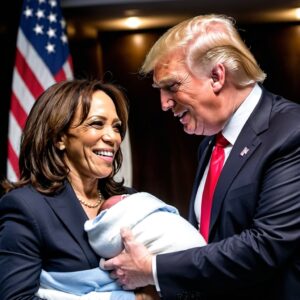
[114,124,122,132]
[90,121,104,128]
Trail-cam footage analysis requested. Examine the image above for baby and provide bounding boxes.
[99,194,127,210]
[37,192,206,300]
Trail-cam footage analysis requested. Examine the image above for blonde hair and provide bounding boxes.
[140,15,266,87]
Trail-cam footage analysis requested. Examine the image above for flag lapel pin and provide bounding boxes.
[240,147,250,157]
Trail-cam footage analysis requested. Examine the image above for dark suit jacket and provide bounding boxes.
[156,88,300,300]
[0,181,133,299]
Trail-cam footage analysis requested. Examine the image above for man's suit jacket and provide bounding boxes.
[0,181,133,300]
[156,88,300,300]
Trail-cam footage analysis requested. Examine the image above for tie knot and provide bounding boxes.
[215,132,229,148]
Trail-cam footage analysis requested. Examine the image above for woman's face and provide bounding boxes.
[59,90,122,182]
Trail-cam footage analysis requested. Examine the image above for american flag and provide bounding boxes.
[7,0,73,181]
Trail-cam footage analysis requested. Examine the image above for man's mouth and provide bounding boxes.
[174,110,188,119]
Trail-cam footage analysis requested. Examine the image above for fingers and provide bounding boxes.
[101,228,133,271]
[120,227,135,252]
[101,249,128,271]
[99,258,109,270]
[117,276,136,290]
[120,226,133,240]
[101,227,153,290]
[101,256,122,271]
[121,227,148,256]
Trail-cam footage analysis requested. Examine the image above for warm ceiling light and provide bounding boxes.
[296,8,300,19]
[125,17,142,29]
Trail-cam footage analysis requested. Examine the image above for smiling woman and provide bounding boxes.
[0,79,157,300]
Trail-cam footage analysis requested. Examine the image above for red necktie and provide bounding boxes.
[200,133,229,242]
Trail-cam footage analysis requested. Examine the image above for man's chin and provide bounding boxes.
[183,125,197,135]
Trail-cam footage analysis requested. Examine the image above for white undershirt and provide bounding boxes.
[152,83,262,293]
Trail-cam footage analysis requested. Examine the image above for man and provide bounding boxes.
[103,14,300,300]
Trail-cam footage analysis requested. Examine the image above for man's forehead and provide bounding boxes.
[153,55,186,86]
[158,50,184,67]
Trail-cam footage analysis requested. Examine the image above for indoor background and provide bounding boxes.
[1,0,300,217]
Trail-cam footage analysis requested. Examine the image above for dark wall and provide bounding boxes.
[240,22,300,102]
[1,4,300,214]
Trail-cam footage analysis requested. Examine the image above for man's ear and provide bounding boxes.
[55,135,66,151]
[210,63,225,93]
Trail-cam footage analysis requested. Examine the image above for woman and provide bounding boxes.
[0,79,155,299]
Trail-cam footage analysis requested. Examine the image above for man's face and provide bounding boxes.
[153,50,230,136]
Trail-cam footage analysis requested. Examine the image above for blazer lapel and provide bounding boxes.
[209,89,274,240]
[44,182,99,267]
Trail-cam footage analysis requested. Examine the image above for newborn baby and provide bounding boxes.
[37,192,206,300]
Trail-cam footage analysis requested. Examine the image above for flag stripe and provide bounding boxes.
[12,67,36,115]
[7,140,20,179]
[15,48,45,99]
[8,112,23,160]
[54,68,66,81]
[10,92,28,129]
[7,161,18,183]
[54,55,73,81]
[64,55,73,79]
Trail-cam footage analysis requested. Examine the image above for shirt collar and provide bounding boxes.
[223,83,262,145]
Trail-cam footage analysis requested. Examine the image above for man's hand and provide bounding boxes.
[102,227,155,290]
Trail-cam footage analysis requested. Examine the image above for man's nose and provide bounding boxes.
[160,90,175,111]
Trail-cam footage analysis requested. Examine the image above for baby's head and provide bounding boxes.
[100,194,128,211]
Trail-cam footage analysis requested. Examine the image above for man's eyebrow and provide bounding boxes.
[152,78,176,89]
[152,82,160,88]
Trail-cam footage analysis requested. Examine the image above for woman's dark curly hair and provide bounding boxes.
[3,79,129,197]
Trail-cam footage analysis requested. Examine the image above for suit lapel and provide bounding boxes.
[43,182,99,267]
[209,89,274,240]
